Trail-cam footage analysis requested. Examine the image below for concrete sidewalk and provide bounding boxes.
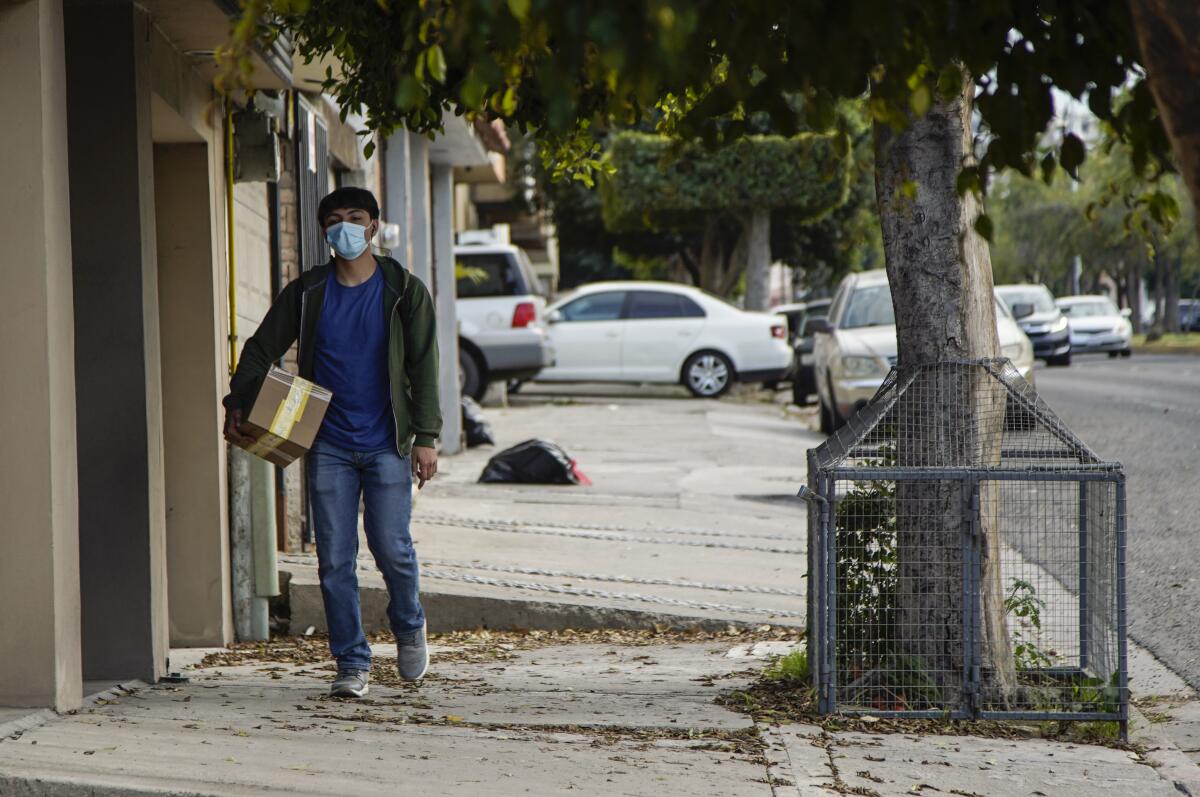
[284,384,819,634]
[0,628,1188,797]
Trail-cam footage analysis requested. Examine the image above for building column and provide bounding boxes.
[430,164,462,454]
[0,0,83,711]
[64,0,168,683]
[154,143,233,648]
[384,132,414,270]
[408,133,433,290]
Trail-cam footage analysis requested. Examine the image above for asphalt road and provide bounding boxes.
[1035,353,1200,690]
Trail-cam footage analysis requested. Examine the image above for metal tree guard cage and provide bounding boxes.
[804,360,1127,735]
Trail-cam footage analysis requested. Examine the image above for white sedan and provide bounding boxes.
[533,281,794,397]
[1055,295,1133,357]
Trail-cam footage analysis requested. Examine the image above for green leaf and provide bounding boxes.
[460,72,488,110]
[974,213,994,242]
[394,74,425,111]
[424,44,447,84]
[909,84,932,118]
[506,0,530,20]
[500,85,518,116]
[363,140,375,159]
[936,63,963,101]
[955,167,981,197]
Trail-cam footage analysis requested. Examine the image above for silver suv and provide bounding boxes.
[455,233,554,400]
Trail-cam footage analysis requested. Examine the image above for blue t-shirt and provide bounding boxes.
[313,267,394,451]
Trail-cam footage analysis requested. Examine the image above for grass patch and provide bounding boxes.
[1134,332,1200,353]
[764,649,809,683]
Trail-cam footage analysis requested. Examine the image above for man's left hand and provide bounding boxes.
[412,445,438,489]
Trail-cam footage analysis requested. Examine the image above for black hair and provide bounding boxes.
[317,186,380,227]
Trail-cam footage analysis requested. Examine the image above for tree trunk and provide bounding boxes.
[1129,1,1200,243]
[740,206,772,311]
[874,71,1017,706]
[699,214,724,292]
[1165,254,1181,332]
[1126,260,1144,334]
[717,218,750,297]
[678,247,703,288]
[1153,251,1166,330]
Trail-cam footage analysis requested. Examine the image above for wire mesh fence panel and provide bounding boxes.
[983,477,1121,718]
[809,360,1127,730]
[830,476,968,716]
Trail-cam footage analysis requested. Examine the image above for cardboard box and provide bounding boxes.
[236,367,332,467]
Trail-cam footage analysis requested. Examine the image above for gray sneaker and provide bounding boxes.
[330,668,370,698]
[396,623,429,681]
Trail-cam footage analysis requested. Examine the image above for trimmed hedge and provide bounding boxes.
[600,131,851,232]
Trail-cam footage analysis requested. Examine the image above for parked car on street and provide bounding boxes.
[995,283,1072,366]
[455,236,555,400]
[533,281,793,398]
[771,299,832,405]
[1055,295,1133,358]
[812,269,1035,434]
[1179,299,1200,332]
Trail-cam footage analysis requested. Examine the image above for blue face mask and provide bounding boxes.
[325,221,371,260]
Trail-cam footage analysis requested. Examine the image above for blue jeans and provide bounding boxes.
[306,439,424,671]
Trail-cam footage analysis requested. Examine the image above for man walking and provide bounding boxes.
[223,186,440,698]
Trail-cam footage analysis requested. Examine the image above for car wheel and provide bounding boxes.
[1047,351,1072,367]
[818,370,847,434]
[1120,348,1132,358]
[682,351,733,398]
[1108,351,1119,358]
[459,350,485,401]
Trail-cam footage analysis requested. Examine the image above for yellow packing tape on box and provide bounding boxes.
[246,377,313,459]
[246,431,288,458]
[270,377,313,437]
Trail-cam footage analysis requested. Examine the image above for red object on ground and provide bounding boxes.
[569,460,592,486]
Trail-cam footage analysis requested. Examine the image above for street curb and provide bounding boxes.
[283,569,799,635]
[1130,706,1200,797]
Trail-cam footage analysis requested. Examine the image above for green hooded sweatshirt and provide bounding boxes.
[223,255,441,453]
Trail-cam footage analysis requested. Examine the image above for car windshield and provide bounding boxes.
[998,288,1056,313]
[1060,299,1118,317]
[841,285,895,329]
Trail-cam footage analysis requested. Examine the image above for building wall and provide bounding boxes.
[0,0,83,710]
[146,18,234,649]
[234,181,275,347]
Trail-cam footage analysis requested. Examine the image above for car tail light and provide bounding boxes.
[511,302,536,328]
[770,323,786,339]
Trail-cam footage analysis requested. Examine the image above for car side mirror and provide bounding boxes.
[546,309,563,324]
[1010,303,1035,320]
[805,316,832,335]
[1120,307,1132,319]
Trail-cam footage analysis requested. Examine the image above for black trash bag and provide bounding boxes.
[461,397,495,447]
[478,439,591,485]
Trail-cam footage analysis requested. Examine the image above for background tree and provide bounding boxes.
[599,131,850,308]
[989,131,1199,332]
